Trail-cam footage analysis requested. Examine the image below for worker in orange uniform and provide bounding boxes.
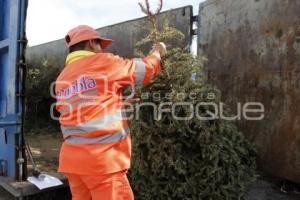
[55,25,167,200]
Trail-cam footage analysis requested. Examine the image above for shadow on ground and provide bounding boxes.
[247,177,300,200]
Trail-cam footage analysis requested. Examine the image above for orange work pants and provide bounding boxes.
[65,171,134,200]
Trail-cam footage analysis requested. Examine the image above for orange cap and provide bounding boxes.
[65,25,113,49]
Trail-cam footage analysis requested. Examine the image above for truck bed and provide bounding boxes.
[0,133,69,199]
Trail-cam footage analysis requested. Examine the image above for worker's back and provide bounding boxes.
[55,52,135,175]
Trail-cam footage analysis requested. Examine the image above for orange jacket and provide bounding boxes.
[55,50,161,175]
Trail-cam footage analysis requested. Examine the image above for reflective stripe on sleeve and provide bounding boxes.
[133,58,146,86]
[61,110,124,137]
[64,128,130,144]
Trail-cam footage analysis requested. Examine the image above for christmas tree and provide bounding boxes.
[128,1,257,199]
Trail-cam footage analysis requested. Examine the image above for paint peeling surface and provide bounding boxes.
[198,0,300,182]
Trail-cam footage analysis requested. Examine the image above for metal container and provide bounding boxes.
[198,0,300,183]
[0,0,28,180]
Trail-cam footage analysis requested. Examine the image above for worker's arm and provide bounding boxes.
[112,42,167,87]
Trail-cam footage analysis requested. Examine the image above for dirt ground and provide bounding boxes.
[1,133,300,199]
[25,133,62,174]
[1,179,299,200]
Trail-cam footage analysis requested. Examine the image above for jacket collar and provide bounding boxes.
[65,50,95,65]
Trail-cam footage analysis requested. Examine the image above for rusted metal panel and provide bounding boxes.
[26,6,193,68]
[198,0,300,182]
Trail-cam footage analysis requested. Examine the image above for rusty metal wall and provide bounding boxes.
[198,0,300,182]
[26,6,193,68]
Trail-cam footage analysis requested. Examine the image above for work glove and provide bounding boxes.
[151,42,167,60]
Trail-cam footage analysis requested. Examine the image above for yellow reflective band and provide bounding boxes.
[65,50,95,65]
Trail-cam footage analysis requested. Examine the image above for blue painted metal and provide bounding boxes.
[0,0,28,180]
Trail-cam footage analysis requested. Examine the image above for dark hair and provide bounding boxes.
[68,39,102,53]
[69,40,89,53]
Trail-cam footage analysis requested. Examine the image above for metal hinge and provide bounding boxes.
[17,38,28,44]
[192,29,198,36]
[16,93,25,97]
[192,15,198,22]
[17,60,27,67]
[191,15,198,36]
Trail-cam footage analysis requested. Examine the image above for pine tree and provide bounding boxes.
[128,1,257,199]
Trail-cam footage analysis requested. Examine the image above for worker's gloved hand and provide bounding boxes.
[151,42,167,60]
